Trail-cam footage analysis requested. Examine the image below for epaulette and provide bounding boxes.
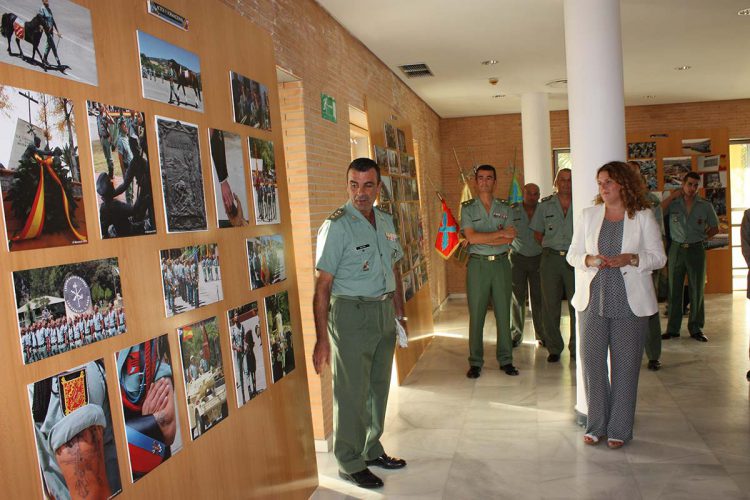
[327,207,345,220]
[541,194,554,202]
[461,198,476,207]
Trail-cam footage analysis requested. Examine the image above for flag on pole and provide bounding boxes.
[508,169,522,204]
[434,199,461,259]
[457,172,473,222]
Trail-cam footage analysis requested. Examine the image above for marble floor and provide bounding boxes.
[312,293,750,499]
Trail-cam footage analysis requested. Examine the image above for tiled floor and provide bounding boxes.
[312,293,750,499]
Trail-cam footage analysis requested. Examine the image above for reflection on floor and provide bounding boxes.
[312,293,750,499]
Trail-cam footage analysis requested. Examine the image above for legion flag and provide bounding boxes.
[435,199,461,259]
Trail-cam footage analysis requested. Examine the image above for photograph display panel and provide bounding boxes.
[246,234,286,290]
[155,116,207,232]
[627,141,656,159]
[160,243,223,317]
[87,100,156,239]
[28,359,122,498]
[227,302,268,407]
[230,71,271,130]
[115,334,183,482]
[248,137,280,224]
[137,31,204,111]
[265,291,295,383]
[209,128,249,228]
[14,257,125,364]
[0,85,88,250]
[0,0,98,85]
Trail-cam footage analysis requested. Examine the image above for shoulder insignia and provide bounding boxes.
[327,207,345,221]
[541,195,554,202]
[461,198,476,207]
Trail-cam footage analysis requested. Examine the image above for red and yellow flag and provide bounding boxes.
[434,199,461,259]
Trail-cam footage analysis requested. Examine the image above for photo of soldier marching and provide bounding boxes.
[227,302,267,407]
[160,243,224,317]
[248,137,280,225]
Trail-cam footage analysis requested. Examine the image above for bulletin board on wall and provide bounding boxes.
[627,128,731,293]
[365,97,434,383]
[0,0,317,498]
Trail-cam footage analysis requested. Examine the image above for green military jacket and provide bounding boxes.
[529,193,574,251]
[665,196,719,244]
[460,197,514,255]
[510,202,542,257]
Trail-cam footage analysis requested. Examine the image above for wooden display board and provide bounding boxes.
[0,0,317,498]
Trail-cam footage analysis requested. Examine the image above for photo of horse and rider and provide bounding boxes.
[137,30,203,112]
[0,0,98,85]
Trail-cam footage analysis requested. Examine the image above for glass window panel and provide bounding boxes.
[731,226,741,245]
[732,277,746,290]
[732,247,748,268]
[731,209,746,225]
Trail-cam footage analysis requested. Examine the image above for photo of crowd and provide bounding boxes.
[230,71,271,130]
[160,244,223,317]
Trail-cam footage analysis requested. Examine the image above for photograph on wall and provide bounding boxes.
[403,271,415,301]
[155,116,207,232]
[386,148,399,175]
[0,0,98,85]
[662,156,692,190]
[230,71,271,130]
[14,257,125,365]
[408,156,416,177]
[227,301,267,407]
[28,359,122,499]
[177,316,229,440]
[265,291,295,383]
[400,152,409,175]
[0,85,87,251]
[633,159,657,190]
[160,243,223,317]
[379,176,393,204]
[627,141,656,159]
[87,101,156,239]
[248,137,280,224]
[682,138,711,155]
[115,334,183,482]
[396,128,407,153]
[697,154,721,172]
[374,145,387,171]
[703,171,727,189]
[705,187,727,217]
[209,128,249,228]
[246,234,286,290]
[137,31,203,111]
[384,122,397,149]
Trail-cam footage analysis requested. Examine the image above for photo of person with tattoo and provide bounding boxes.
[28,359,122,499]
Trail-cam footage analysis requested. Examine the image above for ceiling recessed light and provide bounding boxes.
[738,8,750,15]
[481,60,498,65]
[675,65,691,71]
[492,94,505,99]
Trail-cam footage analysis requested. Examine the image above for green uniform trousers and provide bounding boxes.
[466,255,513,367]
[645,271,662,361]
[540,250,576,356]
[328,295,396,473]
[666,243,706,336]
[510,252,544,342]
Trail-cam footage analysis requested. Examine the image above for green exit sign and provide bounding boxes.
[321,93,337,123]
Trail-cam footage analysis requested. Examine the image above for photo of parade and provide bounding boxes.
[0,85,88,251]
[155,116,207,232]
[0,0,98,85]
[137,30,203,111]
[230,71,271,130]
[28,359,122,499]
[246,234,286,290]
[115,334,183,482]
[210,128,248,228]
[87,100,156,239]
[160,243,223,317]
[248,137,280,225]
[227,302,267,407]
[14,257,125,365]
[265,291,295,383]
[177,317,229,439]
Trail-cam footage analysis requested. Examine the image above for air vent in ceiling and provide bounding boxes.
[398,63,434,78]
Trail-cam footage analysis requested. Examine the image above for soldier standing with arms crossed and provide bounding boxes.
[530,168,575,362]
[312,158,407,489]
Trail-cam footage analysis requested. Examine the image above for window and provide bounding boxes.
[349,106,370,161]
[553,148,571,177]
[729,140,750,291]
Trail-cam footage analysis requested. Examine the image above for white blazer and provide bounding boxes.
[566,204,667,317]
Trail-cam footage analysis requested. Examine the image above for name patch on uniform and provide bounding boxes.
[385,232,398,241]
[545,214,554,218]
[355,244,370,250]
[493,212,507,218]
[59,368,88,416]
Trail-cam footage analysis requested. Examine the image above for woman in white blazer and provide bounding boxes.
[567,161,666,449]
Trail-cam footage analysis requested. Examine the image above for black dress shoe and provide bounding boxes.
[746,370,750,382]
[339,469,383,488]
[512,337,522,348]
[647,360,661,371]
[547,354,560,363]
[365,453,407,469]
[500,364,519,376]
[690,332,708,342]
[466,366,481,378]
[661,332,680,340]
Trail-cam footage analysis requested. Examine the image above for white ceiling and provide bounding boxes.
[316,0,750,118]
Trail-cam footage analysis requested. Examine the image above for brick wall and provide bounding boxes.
[442,98,750,294]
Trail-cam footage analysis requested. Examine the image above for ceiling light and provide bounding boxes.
[738,8,750,15]
[492,94,505,99]
[481,60,498,65]
[675,65,691,71]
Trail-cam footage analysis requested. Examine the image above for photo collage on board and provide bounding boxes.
[0,1,299,495]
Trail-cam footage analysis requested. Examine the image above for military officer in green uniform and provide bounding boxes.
[530,168,575,362]
[661,171,718,342]
[312,158,407,490]
[461,164,518,378]
[510,183,544,347]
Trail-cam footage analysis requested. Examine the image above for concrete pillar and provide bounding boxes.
[521,92,553,196]
[563,0,627,422]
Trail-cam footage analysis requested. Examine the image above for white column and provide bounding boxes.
[563,0,626,421]
[521,92,553,196]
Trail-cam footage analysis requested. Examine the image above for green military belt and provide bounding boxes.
[677,241,704,249]
[469,252,508,261]
[333,292,394,302]
[543,248,568,256]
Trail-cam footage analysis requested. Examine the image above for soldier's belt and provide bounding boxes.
[676,241,704,249]
[469,252,508,261]
[333,292,394,302]
[542,248,568,256]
